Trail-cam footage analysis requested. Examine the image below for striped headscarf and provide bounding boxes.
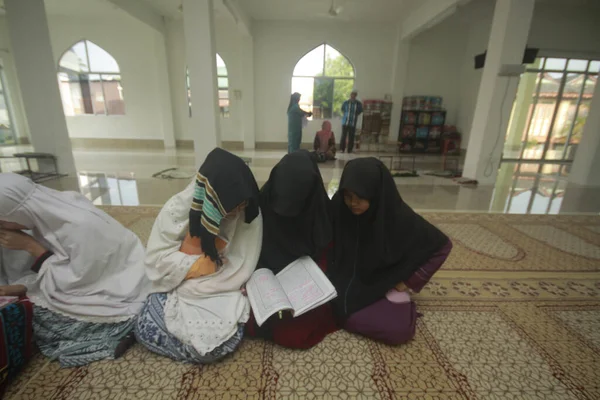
[189,148,260,264]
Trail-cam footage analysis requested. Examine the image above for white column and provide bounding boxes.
[455,186,495,212]
[5,0,77,175]
[183,0,221,165]
[0,51,29,143]
[241,35,256,150]
[568,77,600,186]
[462,0,535,185]
[154,29,176,149]
[559,183,599,214]
[389,24,411,144]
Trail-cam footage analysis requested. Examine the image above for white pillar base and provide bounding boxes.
[183,0,221,166]
[241,35,256,150]
[462,0,535,185]
[389,25,410,144]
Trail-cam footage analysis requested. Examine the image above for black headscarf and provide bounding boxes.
[258,150,332,274]
[287,92,301,112]
[328,157,448,316]
[189,148,260,265]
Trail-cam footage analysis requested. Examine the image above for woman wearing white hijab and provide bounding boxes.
[135,148,263,363]
[0,173,150,367]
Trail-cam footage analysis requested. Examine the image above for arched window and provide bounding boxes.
[185,54,230,118]
[58,40,124,116]
[186,66,192,118]
[216,54,230,118]
[292,44,355,119]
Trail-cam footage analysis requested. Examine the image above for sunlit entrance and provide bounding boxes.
[502,57,599,177]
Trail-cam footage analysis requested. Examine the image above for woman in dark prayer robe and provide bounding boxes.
[245,150,338,349]
[328,157,452,345]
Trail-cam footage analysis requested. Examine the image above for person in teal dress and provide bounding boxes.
[287,92,312,153]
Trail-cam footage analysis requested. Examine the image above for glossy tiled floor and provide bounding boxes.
[1,145,599,214]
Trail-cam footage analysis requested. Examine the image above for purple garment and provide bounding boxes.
[344,298,417,345]
[405,240,453,293]
[344,239,452,344]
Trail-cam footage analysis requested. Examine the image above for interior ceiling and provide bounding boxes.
[27,0,416,23]
[140,0,232,20]
[138,0,181,18]
[41,0,230,20]
[34,0,600,26]
[237,0,414,22]
[43,0,122,17]
[536,0,600,6]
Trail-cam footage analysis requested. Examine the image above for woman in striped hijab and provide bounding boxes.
[135,148,263,363]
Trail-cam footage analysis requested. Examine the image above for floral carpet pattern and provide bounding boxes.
[5,208,600,400]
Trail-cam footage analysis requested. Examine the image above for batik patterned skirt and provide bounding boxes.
[0,298,33,396]
[33,307,136,368]
[135,293,244,364]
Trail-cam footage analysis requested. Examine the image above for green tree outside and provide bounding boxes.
[315,54,354,118]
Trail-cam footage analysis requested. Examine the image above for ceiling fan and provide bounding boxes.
[328,0,343,17]
[318,0,345,19]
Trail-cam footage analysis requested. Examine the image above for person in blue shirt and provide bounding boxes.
[287,92,312,153]
[340,91,363,154]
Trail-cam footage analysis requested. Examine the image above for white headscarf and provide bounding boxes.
[145,181,263,355]
[0,173,150,323]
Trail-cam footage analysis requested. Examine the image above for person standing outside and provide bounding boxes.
[340,90,363,153]
[287,92,313,153]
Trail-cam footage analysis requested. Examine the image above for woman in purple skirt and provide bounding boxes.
[328,158,452,345]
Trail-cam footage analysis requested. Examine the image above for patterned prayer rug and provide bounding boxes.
[5,208,600,400]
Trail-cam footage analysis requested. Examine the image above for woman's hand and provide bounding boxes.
[185,255,218,280]
[180,233,203,255]
[0,229,47,257]
[0,284,28,297]
[395,282,408,292]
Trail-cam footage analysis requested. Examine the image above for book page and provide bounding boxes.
[246,268,293,326]
[276,256,337,317]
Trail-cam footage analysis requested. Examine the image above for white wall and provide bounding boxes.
[528,3,600,59]
[455,0,494,147]
[215,17,244,143]
[454,0,600,148]
[4,0,598,150]
[47,14,168,141]
[166,15,245,143]
[253,21,396,144]
[404,0,600,149]
[0,16,30,141]
[404,14,469,128]
[165,19,187,141]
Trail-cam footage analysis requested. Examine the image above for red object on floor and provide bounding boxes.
[246,245,339,349]
[0,297,34,397]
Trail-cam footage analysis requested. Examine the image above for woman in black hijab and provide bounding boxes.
[246,150,338,349]
[258,150,331,273]
[328,157,452,345]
